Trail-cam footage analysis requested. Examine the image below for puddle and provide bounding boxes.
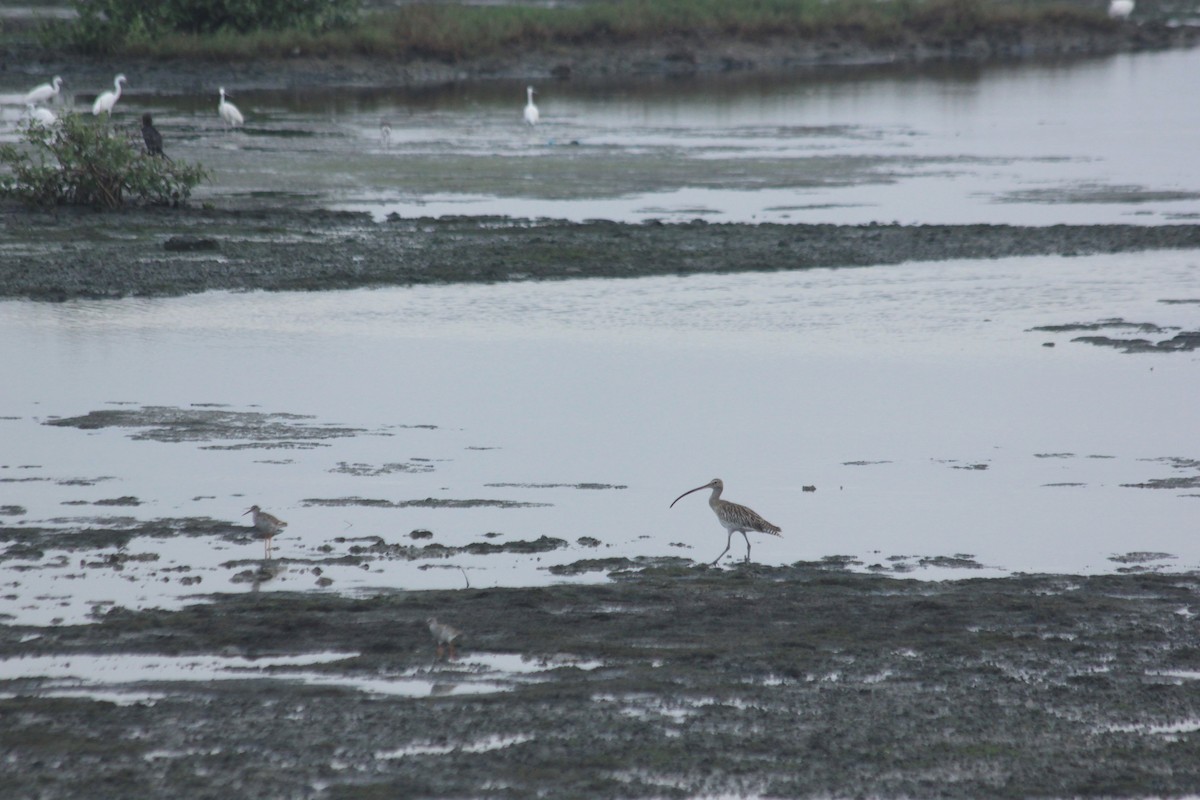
[0,650,604,701]
[375,733,535,759]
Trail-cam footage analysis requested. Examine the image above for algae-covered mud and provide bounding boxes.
[4,211,1200,301]
[4,568,1200,798]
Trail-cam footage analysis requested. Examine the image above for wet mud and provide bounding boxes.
[5,567,1200,798]
[5,209,1200,302]
[1030,318,1200,353]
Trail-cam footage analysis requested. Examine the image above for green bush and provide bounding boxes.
[60,0,361,52]
[0,114,208,210]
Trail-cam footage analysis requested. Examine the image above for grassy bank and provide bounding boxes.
[46,0,1120,61]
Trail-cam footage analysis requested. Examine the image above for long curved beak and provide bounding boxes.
[241,508,252,516]
[670,484,708,508]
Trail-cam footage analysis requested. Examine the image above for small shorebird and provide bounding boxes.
[427,617,462,660]
[243,505,287,559]
[523,86,539,126]
[670,478,782,565]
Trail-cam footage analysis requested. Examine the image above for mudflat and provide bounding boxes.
[3,566,1200,797]
[5,209,1200,301]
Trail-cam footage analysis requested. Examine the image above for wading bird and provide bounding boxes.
[141,112,164,157]
[1108,0,1134,17]
[523,86,539,126]
[25,104,56,126]
[670,478,781,565]
[218,87,244,129]
[24,76,62,106]
[92,74,126,117]
[243,505,287,559]
[427,617,462,659]
[380,119,392,149]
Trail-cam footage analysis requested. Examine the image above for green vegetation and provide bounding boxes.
[44,0,1115,60]
[0,114,208,209]
[57,0,361,53]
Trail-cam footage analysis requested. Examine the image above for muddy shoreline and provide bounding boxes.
[4,566,1200,797]
[5,208,1200,301]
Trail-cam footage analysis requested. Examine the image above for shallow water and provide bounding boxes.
[3,49,1200,224]
[2,248,1198,624]
[2,50,1200,625]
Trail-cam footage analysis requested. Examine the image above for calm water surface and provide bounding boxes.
[3,48,1199,223]
[1,51,1199,624]
[2,250,1198,624]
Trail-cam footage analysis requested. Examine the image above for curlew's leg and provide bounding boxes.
[711,531,734,566]
[742,532,752,563]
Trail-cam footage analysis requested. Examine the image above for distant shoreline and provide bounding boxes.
[8,19,1198,92]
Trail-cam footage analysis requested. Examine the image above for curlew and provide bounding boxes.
[523,86,539,126]
[427,617,462,659]
[670,478,781,565]
[243,505,287,559]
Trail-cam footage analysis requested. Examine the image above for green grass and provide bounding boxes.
[58,0,1119,61]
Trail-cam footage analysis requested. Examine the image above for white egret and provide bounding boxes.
[380,119,392,149]
[218,87,244,128]
[523,85,539,126]
[25,104,56,126]
[24,76,62,106]
[1108,0,1134,17]
[91,74,126,116]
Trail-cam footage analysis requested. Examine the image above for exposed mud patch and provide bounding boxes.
[330,461,437,476]
[43,405,369,446]
[5,568,1200,798]
[0,516,242,559]
[338,534,569,560]
[7,212,1200,301]
[303,497,552,509]
[485,482,628,490]
[1031,319,1200,353]
[1122,457,1200,490]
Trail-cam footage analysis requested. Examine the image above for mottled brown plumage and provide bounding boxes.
[671,478,781,565]
[243,504,287,559]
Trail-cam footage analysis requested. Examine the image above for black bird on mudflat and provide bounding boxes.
[141,112,165,157]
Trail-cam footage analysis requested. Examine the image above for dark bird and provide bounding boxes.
[141,112,165,157]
